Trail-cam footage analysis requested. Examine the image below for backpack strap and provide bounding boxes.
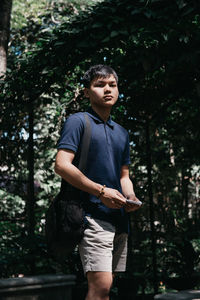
[78,113,91,173]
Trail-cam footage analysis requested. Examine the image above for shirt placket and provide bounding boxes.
[104,123,109,144]
[104,123,116,178]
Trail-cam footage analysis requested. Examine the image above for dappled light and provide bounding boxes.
[0,0,200,299]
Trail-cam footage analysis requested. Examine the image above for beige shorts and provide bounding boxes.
[79,216,128,274]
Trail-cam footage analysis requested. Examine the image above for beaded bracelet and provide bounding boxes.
[97,185,106,198]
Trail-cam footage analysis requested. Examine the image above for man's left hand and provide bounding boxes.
[124,194,142,212]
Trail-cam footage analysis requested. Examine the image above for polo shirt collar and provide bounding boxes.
[87,107,114,129]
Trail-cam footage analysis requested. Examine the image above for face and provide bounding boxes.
[84,74,119,109]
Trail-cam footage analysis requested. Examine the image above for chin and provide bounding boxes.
[103,102,114,108]
[104,100,117,106]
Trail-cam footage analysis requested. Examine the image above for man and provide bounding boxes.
[55,65,141,300]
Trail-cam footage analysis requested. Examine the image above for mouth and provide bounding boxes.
[104,96,113,100]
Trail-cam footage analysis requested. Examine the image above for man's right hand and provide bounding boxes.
[99,187,126,209]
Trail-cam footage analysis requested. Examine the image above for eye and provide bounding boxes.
[94,83,104,87]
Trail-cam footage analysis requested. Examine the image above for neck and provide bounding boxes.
[91,105,111,122]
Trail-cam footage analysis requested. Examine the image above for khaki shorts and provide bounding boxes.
[79,216,128,274]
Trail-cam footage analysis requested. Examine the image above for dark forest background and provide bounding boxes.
[0,0,200,297]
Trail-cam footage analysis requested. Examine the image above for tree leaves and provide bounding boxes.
[1,0,200,284]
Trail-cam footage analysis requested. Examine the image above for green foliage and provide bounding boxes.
[11,0,102,29]
[0,190,25,217]
[1,0,200,292]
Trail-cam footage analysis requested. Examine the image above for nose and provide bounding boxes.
[104,84,111,93]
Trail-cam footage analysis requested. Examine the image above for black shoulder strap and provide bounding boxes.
[78,113,91,173]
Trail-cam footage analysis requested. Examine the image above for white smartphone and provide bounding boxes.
[126,199,142,206]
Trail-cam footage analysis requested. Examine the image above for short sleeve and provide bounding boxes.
[57,114,84,152]
[122,132,131,166]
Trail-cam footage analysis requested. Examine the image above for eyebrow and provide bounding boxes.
[95,80,117,83]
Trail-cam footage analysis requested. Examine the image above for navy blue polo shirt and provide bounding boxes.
[57,107,130,233]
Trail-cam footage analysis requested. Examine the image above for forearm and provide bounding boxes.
[55,161,102,197]
[55,150,126,208]
[120,177,135,199]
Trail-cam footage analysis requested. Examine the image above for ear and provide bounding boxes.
[84,88,90,98]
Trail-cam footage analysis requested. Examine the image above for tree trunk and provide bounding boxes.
[0,0,12,77]
[27,100,36,274]
[145,118,158,294]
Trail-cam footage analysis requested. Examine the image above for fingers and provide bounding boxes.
[100,188,135,209]
[124,196,142,212]
[114,201,125,209]
[125,202,142,212]
[111,201,122,209]
[125,205,140,212]
[108,198,125,209]
[114,191,126,204]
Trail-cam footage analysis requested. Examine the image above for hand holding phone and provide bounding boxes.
[126,199,142,206]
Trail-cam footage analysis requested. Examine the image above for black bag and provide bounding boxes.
[45,113,91,261]
[45,190,85,261]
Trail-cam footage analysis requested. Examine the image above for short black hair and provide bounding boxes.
[82,64,118,88]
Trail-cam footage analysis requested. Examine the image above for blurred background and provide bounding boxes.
[0,0,200,298]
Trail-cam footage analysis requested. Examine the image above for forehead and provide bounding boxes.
[91,74,117,85]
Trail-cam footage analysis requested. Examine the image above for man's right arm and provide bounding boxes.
[55,149,126,209]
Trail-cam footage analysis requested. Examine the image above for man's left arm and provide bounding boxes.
[120,165,141,212]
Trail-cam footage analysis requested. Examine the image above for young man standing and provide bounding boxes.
[55,65,141,300]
